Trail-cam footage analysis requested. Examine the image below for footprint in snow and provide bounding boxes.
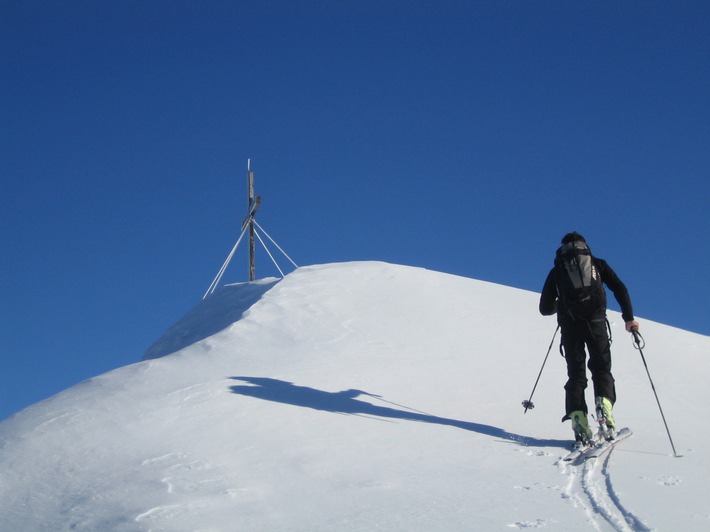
[659,475,682,486]
[507,518,549,528]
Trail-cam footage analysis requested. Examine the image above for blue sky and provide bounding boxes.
[2,1,708,421]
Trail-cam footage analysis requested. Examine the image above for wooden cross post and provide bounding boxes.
[242,159,261,281]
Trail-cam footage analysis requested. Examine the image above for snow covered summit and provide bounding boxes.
[0,262,708,530]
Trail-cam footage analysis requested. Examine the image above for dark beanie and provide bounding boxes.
[561,231,586,245]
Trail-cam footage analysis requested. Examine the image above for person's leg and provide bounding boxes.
[562,326,588,416]
[586,319,616,436]
[586,319,615,404]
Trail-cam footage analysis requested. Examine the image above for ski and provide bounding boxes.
[562,442,593,462]
[562,427,632,463]
[584,427,632,460]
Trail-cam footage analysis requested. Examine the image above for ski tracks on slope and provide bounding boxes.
[559,449,652,531]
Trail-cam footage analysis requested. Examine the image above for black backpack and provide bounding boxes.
[554,240,606,320]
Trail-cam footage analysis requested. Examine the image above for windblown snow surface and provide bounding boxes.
[1,262,708,531]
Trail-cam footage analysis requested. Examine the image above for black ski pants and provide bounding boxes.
[561,318,615,416]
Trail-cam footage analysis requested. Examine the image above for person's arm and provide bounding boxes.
[597,258,638,330]
[539,269,558,316]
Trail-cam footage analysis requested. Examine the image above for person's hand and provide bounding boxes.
[625,320,639,332]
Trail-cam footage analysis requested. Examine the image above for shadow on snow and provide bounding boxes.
[143,280,279,360]
[229,376,567,449]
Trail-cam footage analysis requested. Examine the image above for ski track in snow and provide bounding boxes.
[559,446,652,531]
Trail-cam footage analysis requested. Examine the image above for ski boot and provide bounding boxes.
[595,396,616,441]
[570,410,594,450]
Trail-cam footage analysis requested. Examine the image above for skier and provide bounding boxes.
[539,232,639,446]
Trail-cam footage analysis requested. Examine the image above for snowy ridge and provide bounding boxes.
[143,277,280,360]
[0,261,708,530]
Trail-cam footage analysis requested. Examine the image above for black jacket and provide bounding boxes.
[539,257,634,324]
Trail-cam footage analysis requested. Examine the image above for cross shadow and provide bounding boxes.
[229,376,568,449]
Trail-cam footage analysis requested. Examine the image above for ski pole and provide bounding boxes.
[522,325,559,413]
[632,330,681,457]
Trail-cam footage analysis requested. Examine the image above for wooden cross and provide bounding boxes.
[241,159,261,281]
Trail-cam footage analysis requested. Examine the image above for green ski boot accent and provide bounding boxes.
[595,396,616,440]
[570,410,594,445]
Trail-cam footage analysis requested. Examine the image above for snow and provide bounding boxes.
[0,261,708,531]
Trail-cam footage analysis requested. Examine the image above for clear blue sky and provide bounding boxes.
[2,1,708,421]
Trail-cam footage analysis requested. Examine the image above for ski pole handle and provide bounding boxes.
[632,329,645,349]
